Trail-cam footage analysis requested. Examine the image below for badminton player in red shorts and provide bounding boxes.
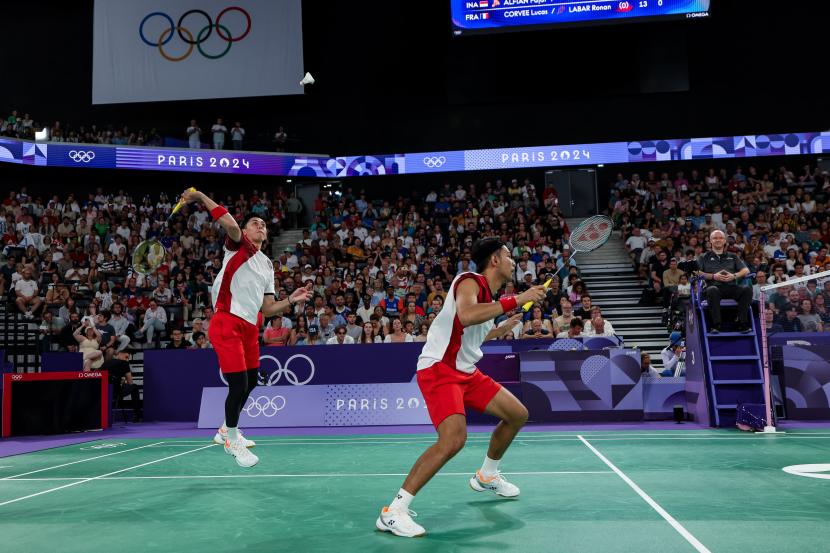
[180,189,310,468]
[376,238,547,537]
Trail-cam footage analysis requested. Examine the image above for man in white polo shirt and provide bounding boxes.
[14,267,42,319]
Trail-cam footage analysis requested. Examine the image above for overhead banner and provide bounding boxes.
[92,0,304,104]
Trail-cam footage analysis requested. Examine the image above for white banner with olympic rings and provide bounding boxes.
[93,0,304,104]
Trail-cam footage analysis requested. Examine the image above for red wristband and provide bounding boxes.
[499,296,517,313]
[210,206,228,221]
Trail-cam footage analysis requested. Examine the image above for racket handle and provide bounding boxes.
[521,278,552,312]
[171,187,196,216]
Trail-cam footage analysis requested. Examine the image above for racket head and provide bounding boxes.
[131,239,166,275]
[568,215,613,254]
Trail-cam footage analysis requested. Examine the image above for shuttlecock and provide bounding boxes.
[300,72,315,86]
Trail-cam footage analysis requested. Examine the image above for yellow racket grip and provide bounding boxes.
[171,187,196,215]
[521,278,552,312]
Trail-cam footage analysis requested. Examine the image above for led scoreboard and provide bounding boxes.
[451,0,710,35]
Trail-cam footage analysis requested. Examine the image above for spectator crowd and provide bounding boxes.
[613,164,830,333]
[2,108,288,152]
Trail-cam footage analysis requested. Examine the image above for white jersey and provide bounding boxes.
[417,272,494,374]
[211,234,275,325]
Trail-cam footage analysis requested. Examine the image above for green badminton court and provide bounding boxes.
[2,429,829,552]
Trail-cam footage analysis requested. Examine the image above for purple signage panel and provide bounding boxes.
[197,380,430,428]
[642,377,686,420]
[779,345,830,420]
[520,348,644,422]
[115,147,306,176]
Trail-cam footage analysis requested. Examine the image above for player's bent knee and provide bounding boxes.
[437,433,467,457]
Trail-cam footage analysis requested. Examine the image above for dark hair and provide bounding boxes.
[471,238,506,270]
[240,213,264,229]
[99,310,111,322]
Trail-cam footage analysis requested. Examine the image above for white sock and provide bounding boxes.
[220,421,227,432]
[227,427,239,442]
[480,455,501,477]
[389,488,414,511]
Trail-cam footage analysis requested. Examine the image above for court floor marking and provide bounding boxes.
[145,435,830,447]
[0,470,615,482]
[1,441,166,480]
[578,435,711,553]
[164,431,830,443]
[0,444,215,509]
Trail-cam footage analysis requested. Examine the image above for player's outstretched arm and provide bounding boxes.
[455,280,546,328]
[261,286,311,318]
[181,188,241,242]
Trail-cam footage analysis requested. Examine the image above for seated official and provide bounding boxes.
[697,230,753,333]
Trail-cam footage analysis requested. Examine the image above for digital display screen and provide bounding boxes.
[451,0,710,36]
[2,131,829,178]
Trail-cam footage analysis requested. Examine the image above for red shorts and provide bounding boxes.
[417,361,502,429]
[208,310,260,374]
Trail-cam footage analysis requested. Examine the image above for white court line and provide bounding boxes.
[161,431,830,444]
[578,435,711,553]
[1,442,165,480]
[2,470,613,482]
[150,435,830,447]
[0,444,215,509]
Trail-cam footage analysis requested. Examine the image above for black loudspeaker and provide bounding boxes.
[673,405,685,424]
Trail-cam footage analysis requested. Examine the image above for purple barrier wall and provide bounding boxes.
[42,352,83,372]
[143,339,620,422]
[779,345,830,420]
[768,333,830,348]
[143,344,424,421]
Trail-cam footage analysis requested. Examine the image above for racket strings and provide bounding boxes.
[569,215,613,252]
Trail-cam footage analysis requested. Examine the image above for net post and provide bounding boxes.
[758,291,781,433]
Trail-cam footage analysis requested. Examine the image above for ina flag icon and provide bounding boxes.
[479,0,489,7]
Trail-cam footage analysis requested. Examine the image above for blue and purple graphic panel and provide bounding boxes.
[2,131,829,177]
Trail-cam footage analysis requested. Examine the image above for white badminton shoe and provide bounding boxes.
[376,506,426,538]
[213,426,256,448]
[469,470,520,497]
[224,439,259,468]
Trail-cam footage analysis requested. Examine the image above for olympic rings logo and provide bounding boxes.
[259,354,315,386]
[68,150,96,163]
[139,7,251,61]
[243,395,286,418]
[217,353,315,386]
[423,156,446,168]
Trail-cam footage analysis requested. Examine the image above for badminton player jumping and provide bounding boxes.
[376,238,547,537]
[180,189,310,468]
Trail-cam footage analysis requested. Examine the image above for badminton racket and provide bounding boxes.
[521,215,613,311]
[131,187,195,275]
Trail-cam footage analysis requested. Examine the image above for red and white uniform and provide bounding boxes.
[416,272,502,427]
[209,234,274,373]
